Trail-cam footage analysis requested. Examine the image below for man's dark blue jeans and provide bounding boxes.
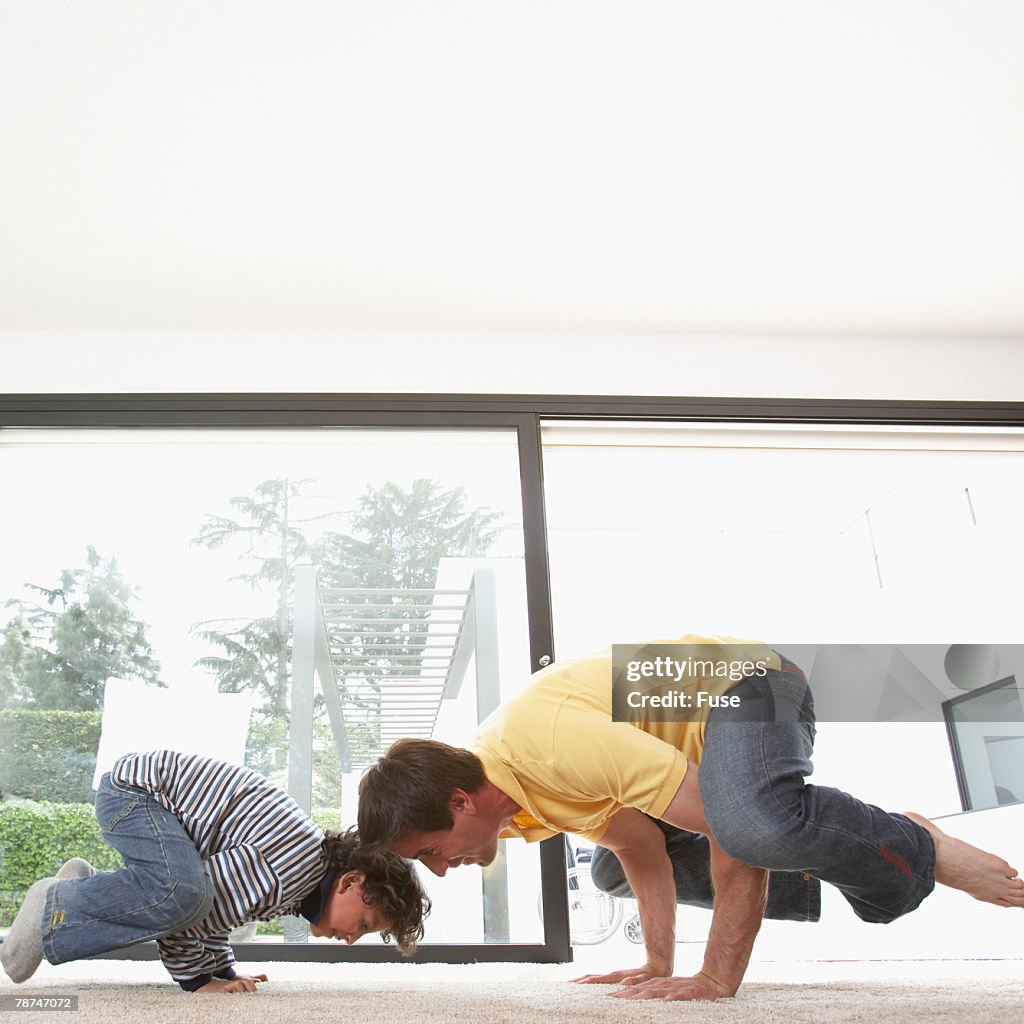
[593,656,935,925]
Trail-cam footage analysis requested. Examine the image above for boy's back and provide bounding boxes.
[111,751,326,933]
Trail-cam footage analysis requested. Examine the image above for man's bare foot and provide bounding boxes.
[904,811,1024,908]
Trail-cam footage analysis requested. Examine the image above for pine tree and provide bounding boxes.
[190,478,339,717]
[190,477,501,778]
[0,547,163,710]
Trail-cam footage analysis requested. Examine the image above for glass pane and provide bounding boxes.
[947,678,1024,811]
[542,422,1024,808]
[0,427,539,948]
[541,420,1024,960]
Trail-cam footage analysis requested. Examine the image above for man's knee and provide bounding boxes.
[590,847,632,898]
[700,769,807,869]
[707,813,806,870]
[711,825,772,867]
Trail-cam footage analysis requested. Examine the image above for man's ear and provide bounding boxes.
[450,788,475,815]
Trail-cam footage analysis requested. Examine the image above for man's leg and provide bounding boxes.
[591,827,715,907]
[901,811,1024,908]
[699,659,935,924]
[41,775,214,967]
[592,821,820,922]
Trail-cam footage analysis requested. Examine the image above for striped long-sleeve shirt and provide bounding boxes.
[110,751,327,990]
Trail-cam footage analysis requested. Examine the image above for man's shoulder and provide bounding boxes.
[527,645,615,699]
[489,647,613,715]
[474,649,618,763]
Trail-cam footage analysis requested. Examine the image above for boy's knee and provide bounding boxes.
[167,873,214,931]
[141,866,214,933]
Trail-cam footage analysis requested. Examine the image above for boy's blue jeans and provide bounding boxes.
[42,775,214,965]
[593,658,936,924]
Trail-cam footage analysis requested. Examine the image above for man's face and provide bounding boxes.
[391,805,502,877]
[309,872,391,943]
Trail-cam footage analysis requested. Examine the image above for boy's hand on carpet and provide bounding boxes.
[197,974,268,994]
[609,972,732,1002]
[571,964,670,987]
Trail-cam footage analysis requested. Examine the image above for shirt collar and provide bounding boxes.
[298,869,338,925]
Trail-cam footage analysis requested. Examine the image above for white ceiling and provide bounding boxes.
[2,1,1023,335]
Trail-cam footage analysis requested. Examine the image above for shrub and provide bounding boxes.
[0,799,120,926]
[0,803,345,929]
[0,709,101,803]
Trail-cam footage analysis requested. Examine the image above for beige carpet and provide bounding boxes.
[4,961,1023,1024]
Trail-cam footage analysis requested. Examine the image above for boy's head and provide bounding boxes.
[314,827,430,955]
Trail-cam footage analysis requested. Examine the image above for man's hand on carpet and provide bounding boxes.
[197,973,268,994]
[608,971,733,1002]
[571,963,670,987]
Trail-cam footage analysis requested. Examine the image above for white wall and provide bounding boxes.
[2,333,1024,400]
[3,3,1023,336]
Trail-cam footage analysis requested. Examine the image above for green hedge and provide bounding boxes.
[0,803,344,928]
[0,709,101,803]
[0,800,120,925]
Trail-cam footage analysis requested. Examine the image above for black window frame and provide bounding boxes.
[2,391,1023,964]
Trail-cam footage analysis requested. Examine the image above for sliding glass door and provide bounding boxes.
[541,420,1024,818]
[0,410,564,962]
[4,394,1023,965]
[541,418,1024,959]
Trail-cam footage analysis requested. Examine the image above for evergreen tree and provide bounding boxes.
[314,479,501,739]
[190,478,339,718]
[0,547,163,710]
[191,477,501,779]
[318,479,501,590]
[0,617,32,709]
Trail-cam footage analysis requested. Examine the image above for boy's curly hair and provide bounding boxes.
[322,826,430,955]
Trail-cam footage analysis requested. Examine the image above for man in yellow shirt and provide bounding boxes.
[357,636,1024,1001]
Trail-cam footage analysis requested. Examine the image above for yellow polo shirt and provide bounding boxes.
[472,634,779,843]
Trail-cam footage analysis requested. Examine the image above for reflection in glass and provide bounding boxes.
[944,677,1024,811]
[0,428,537,947]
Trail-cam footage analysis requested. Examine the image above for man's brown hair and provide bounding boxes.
[321,827,431,955]
[357,738,486,848]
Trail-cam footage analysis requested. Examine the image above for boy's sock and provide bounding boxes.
[56,858,96,879]
[0,877,55,983]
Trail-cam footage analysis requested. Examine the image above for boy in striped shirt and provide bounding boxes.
[1,751,430,992]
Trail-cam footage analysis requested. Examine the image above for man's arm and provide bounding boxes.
[700,837,768,994]
[573,754,710,987]
[572,806,677,985]
[612,759,768,1001]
